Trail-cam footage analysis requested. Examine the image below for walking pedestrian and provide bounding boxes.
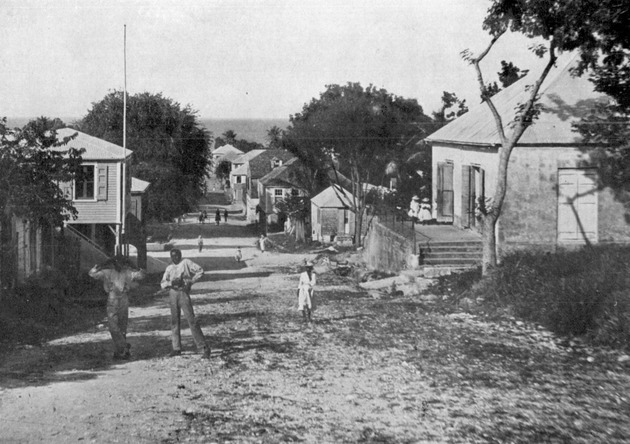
[89,255,146,360]
[235,246,242,262]
[160,249,211,359]
[197,235,203,253]
[258,234,267,253]
[223,209,228,223]
[297,261,316,323]
[215,209,221,225]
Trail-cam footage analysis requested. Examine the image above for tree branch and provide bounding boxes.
[472,29,507,145]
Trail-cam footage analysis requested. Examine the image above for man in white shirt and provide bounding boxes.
[160,249,211,359]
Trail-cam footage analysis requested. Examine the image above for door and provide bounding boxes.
[557,169,598,243]
[437,162,454,222]
[462,166,485,229]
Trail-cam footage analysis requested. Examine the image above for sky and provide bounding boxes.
[0,0,553,121]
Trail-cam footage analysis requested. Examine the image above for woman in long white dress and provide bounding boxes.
[297,261,316,322]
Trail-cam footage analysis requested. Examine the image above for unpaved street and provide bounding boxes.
[1,212,630,443]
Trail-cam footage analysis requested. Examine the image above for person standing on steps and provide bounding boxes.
[89,255,146,360]
[215,209,221,225]
[297,261,316,323]
[160,249,211,359]
[223,208,228,223]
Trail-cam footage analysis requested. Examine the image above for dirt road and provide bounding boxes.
[1,210,629,443]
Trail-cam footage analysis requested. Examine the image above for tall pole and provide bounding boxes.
[121,24,128,256]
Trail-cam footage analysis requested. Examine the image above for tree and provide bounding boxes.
[0,117,84,286]
[222,130,237,145]
[432,91,469,124]
[214,159,232,184]
[266,125,283,149]
[78,91,211,221]
[464,0,630,275]
[284,82,432,246]
[274,195,309,242]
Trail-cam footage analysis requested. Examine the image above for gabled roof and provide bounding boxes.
[311,185,355,208]
[249,149,295,179]
[259,157,304,188]
[232,149,265,165]
[426,53,610,147]
[212,144,243,157]
[55,128,133,160]
[131,177,150,194]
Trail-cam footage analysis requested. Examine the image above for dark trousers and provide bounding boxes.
[169,289,208,352]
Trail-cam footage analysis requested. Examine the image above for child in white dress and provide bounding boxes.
[297,261,316,322]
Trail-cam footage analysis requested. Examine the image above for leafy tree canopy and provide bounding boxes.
[215,129,265,153]
[0,117,84,227]
[78,91,211,221]
[283,82,432,245]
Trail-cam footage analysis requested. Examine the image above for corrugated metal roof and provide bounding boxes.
[426,53,610,146]
[55,128,133,160]
[259,157,302,188]
[311,185,355,208]
[250,149,295,179]
[131,177,150,193]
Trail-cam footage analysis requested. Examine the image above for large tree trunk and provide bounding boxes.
[293,218,305,243]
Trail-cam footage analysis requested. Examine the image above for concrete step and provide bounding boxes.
[423,257,481,266]
[423,251,482,259]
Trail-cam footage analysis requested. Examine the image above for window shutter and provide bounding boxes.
[97,166,108,201]
[462,165,471,228]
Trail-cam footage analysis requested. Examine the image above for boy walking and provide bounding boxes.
[161,249,211,359]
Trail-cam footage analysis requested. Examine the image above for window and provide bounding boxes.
[274,189,284,203]
[291,188,299,196]
[236,176,242,184]
[272,158,283,168]
[75,165,95,200]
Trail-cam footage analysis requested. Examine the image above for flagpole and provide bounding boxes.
[122,24,128,256]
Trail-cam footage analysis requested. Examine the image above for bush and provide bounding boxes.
[437,246,630,350]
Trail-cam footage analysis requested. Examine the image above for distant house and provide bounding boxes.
[426,54,630,252]
[257,158,307,231]
[230,149,265,203]
[211,144,243,164]
[310,185,357,244]
[246,149,295,223]
[55,129,148,269]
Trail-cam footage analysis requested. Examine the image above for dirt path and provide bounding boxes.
[1,208,630,443]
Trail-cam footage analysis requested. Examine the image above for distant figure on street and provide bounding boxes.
[215,209,221,225]
[160,249,211,359]
[235,247,242,262]
[197,235,203,253]
[223,209,228,223]
[258,234,267,252]
[408,195,420,225]
[297,261,316,323]
[89,255,146,360]
[198,213,204,224]
[418,197,432,225]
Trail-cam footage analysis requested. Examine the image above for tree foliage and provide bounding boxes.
[0,117,84,227]
[284,82,432,245]
[78,91,211,221]
[214,159,232,183]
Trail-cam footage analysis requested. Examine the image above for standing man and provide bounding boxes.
[161,248,211,359]
[89,255,146,360]
[223,208,228,223]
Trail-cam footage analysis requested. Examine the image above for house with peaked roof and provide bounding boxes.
[211,144,243,164]
[426,54,630,252]
[257,158,307,231]
[230,149,265,203]
[55,129,148,269]
[310,185,358,243]
[246,149,295,223]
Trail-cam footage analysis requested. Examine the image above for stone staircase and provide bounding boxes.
[417,239,482,269]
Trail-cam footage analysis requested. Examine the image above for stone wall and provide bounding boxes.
[363,220,415,273]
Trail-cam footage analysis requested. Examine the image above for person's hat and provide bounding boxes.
[422,197,430,203]
[412,195,420,200]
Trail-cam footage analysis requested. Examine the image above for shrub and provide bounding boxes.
[440,246,630,350]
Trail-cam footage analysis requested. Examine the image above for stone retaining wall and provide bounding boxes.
[363,221,415,273]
